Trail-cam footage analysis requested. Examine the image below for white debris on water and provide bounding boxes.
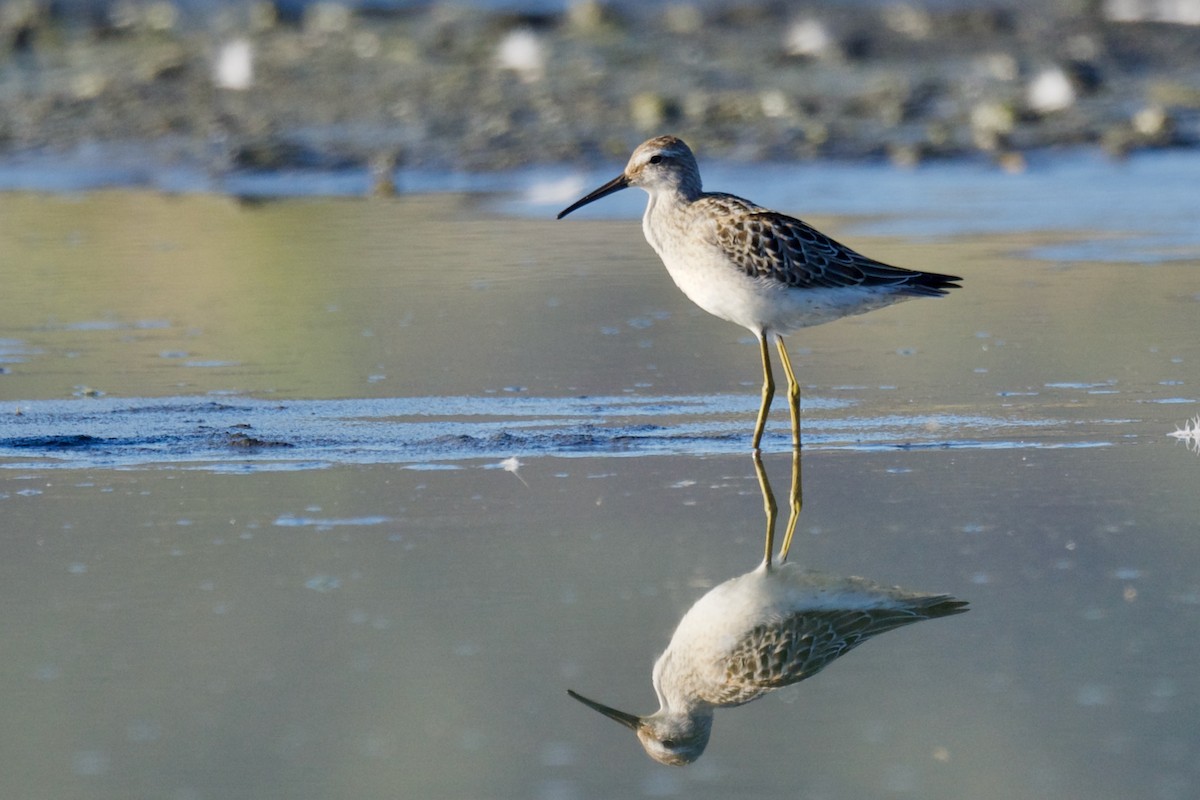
[499,456,529,486]
[1168,415,1200,452]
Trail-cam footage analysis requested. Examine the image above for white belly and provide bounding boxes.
[655,240,908,337]
[642,197,910,338]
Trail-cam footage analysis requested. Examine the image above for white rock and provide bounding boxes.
[495,28,545,82]
[214,39,253,91]
[1027,68,1076,113]
[784,19,836,59]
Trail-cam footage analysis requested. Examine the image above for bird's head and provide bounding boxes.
[557,136,701,219]
[567,688,713,766]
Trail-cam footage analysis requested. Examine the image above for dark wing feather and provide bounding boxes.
[707,200,961,296]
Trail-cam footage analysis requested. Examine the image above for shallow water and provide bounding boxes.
[1,179,1199,800]
[5,148,1200,264]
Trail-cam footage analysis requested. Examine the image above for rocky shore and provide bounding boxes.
[1,0,1199,179]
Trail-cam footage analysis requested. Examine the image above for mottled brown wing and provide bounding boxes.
[714,607,938,704]
[706,197,959,295]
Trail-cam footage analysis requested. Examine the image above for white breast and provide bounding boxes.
[642,195,912,337]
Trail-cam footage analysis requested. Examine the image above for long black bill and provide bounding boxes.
[556,174,630,219]
[566,689,642,730]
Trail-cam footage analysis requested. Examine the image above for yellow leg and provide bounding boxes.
[775,338,801,450]
[777,448,804,563]
[752,450,778,569]
[751,335,775,450]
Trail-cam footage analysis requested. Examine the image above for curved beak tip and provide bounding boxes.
[566,689,641,731]
[556,174,630,220]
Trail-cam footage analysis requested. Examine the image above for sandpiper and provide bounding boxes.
[558,136,961,450]
[568,452,967,766]
[569,572,965,765]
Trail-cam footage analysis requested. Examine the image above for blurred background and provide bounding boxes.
[1,0,1198,184]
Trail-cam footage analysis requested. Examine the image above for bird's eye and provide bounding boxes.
[648,155,663,165]
[661,739,678,748]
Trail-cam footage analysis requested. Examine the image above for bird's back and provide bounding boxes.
[714,595,966,705]
[691,193,960,296]
[661,566,967,708]
[642,191,960,336]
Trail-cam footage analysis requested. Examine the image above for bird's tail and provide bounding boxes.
[903,270,962,297]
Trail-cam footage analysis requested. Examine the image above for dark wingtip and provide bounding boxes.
[928,598,970,618]
[910,271,963,297]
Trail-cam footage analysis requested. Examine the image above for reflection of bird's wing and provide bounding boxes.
[700,194,959,295]
[713,599,966,706]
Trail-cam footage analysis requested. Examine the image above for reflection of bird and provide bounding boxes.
[558,136,961,450]
[569,567,967,765]
[568,451,967,765]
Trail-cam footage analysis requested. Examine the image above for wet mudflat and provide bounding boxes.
[1,173,1199,800]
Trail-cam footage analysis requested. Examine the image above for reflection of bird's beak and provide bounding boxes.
[556,174,630,219]
[567,689,642,730]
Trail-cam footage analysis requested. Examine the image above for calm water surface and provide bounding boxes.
[1,176,1198,800]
